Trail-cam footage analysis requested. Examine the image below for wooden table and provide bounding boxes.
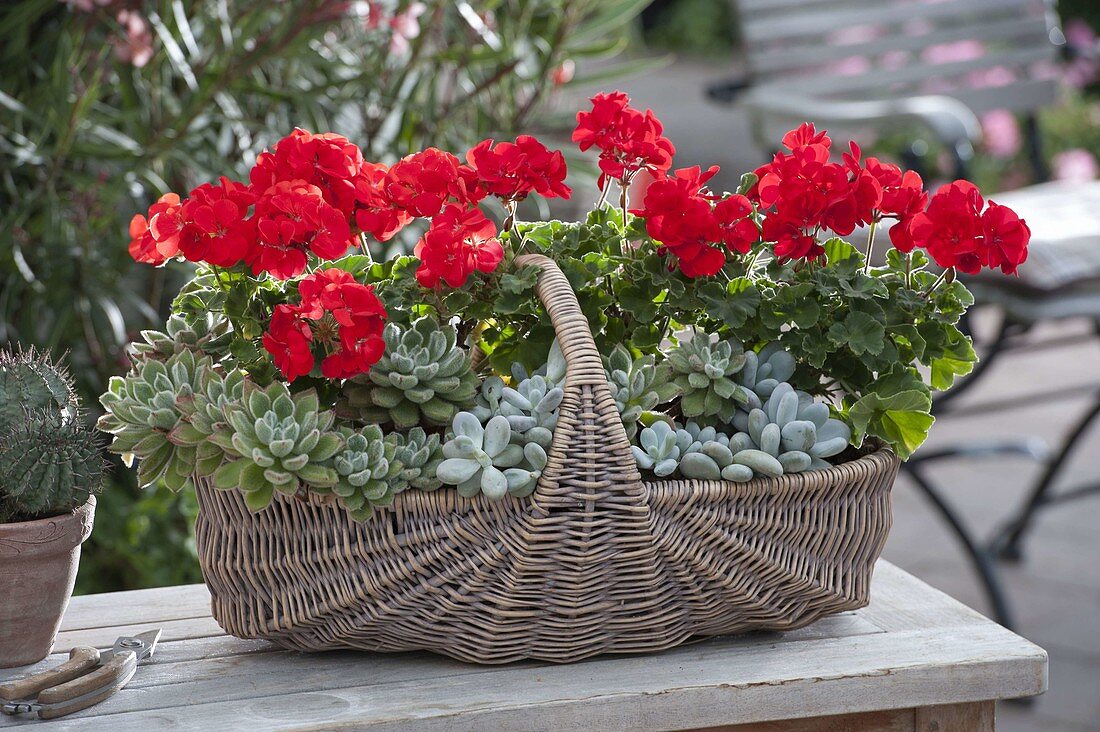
[0,561,1046,731]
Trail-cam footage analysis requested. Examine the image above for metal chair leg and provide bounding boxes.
[993,395,1100,561]
[903,462,1017,631]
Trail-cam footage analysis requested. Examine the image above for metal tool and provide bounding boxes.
[0,629,161,721]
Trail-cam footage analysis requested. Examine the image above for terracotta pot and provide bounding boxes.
[0,497,96,668]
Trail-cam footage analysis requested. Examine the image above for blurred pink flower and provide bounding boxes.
[922,40,984,65]
[968,65,1016,89]
[61,0,112,12]
[880,50,910,71]
[1063,20,1100,88]
[981,109,1021,158]
[551,59,575,87]
[389,3,426,55]
[828,25,880,46]
[112,9,153,68]
[827,56,872,77]
[1052,148,1099,183]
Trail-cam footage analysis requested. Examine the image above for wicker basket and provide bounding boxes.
[194,254,900,664]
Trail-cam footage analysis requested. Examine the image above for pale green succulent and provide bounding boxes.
[437,412,525,499]
[386,427,443,491]
[97,349,212,491]
[129,313,233,362]
[338,317,478,429]
[734,342,798,411]
[498,374,563,449]
[210,382,343,511]
[324,425,403,521]
[605,345,672,440]
[632,420,680,477]
[660,334,750,423]
[164,369,245,478]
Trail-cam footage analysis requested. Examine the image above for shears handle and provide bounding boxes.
[37,650,138,720]
[0,647,101,702]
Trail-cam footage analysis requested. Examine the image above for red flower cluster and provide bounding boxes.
[382,148,482,218]
[899,181,1030,274]
[751,125,886,261]
[250,128,364,217]
[414,204,504,288]
[572,92,675,184]
[249,180,351,279]
[634,166,759,277]
[262,269,387,381]
[465,135,572,202]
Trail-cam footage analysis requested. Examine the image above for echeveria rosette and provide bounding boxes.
[210,382,343,511]
[128,312,233,364]
[326,425,403,521]
[660,334,750,424]
[386,427,444,491]
[338,316,478,429]
[97,349,212,492]
[604,344,666,440]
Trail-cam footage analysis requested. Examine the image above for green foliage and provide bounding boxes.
[210,381,343,511]
[338,317,479,429]
[0,348,105,522]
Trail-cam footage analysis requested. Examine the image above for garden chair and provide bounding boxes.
[714,0,1100,630]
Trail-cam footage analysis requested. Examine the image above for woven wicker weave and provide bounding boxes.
[194,254,900,664]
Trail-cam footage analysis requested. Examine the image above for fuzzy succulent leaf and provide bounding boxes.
[604,345,662,440]
[338,317,477,429]
[325,425,403,520]
[129,313,233,363]
[386,427,443,491]
[438,412,530,500]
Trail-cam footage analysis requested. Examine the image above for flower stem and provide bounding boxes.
[358,232,374,265]
[863,220,878,273]
[596,178,612,208]
[620,175,633,258]
[924,267,954,296]
[904,251,913,289]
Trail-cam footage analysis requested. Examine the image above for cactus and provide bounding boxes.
[129,313,233,363]
[436,412,525,499]
[97,349,212,492]
[338,317,478,429]
[0,347,78,434]
[632,420,680,477]
[386,427,443,491]
[605,345,668,440]
[209,382,344,511]
[0,349,104,522]
[325,426,403,520]
[660,333,750,423]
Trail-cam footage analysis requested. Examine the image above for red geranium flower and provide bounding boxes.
[713,194,759,254]
[176,178,257,267]
[634,166,731,277]
[414,204,503,288]
[904,180,986,273]
[979,202,1030,275]
[296,268,388,379]
[465,135,572,202]
[250,128,364,217]
[572,92,675,184]
[383,148,482,218]
[128,193,181,264]
[249,180,352,279]
[352,162,411,243]
[262,304,315,382]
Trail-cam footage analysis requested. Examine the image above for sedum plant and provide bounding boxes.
[437,413,525,500]
[210,382,343,511]
[0,349,105,522]
[338,318,478,430]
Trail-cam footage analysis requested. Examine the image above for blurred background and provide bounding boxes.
[2,2,1098,729]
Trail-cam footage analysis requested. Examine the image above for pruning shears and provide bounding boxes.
[0,629,161,721]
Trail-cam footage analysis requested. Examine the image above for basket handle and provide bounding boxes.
[513,254,643,500]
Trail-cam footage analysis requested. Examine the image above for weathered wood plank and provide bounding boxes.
[61,585,211,632]
[7,623,1043,729]
[0,561,1046,731]
[689,707,915,731]
[914,701,994,731]
[51,616,226,655]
